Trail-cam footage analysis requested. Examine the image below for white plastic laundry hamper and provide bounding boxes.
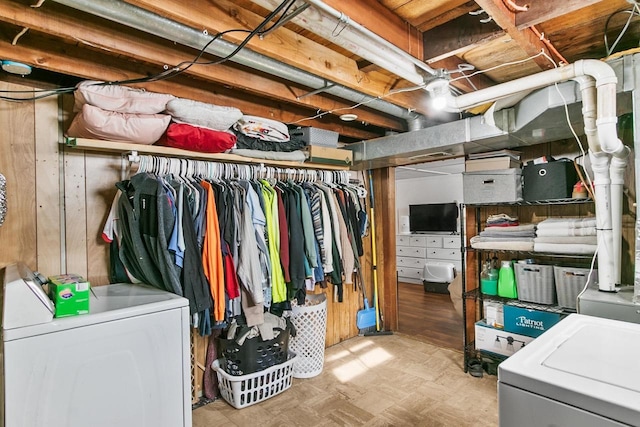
[289,293,328,378]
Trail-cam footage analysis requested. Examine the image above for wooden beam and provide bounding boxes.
[515,0,603,30]
[0,1,404,132]
[315,0,424,59]
[474,0,565,69]
[372,167,397,331]
[429,56,495,92]
[423,13,504,62]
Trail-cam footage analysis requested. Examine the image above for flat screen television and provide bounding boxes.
[409,203,458,233]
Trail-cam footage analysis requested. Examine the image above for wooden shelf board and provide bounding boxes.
[63,138,351,171]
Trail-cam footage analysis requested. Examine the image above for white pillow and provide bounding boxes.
[166,98,242,131]
[74,80,175,114]
[66,104,171,145]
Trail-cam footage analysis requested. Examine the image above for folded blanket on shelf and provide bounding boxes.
[471,236,534,243]
[230,148,307,162]
[233,115,290,142]
[536,227,597,237]
[470,237,534,252]
[534,236,597,245]
[480,230,536,238]
[536,217,597,229]
[533,242,597,254]
[484,224,536,232]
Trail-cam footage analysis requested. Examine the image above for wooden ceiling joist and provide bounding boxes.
[473,0,565,70]
[514,0,603,30]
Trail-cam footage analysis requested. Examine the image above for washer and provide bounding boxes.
[1,263,192,427]
[498,313,640,426]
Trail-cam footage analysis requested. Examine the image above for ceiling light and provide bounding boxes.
[426,78,450,110]
[339,113,358,121]
[1,61,32,76]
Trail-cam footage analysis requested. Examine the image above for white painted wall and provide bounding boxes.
[395,158,465,234]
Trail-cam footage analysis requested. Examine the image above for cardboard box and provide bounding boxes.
[465,157,520,172]
[304,146,353,166]
[462,169,522,204]
[503,305,562,338]
[484,301,504,329]
[475,320,534,357]
[48,274,90,318]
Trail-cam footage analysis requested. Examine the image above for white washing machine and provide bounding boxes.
[1,263,192,427]
[498,313,640,427]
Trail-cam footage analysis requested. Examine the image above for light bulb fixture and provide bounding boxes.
[1,60,32,76]
[425,78,450,111]
[339,113,358,121]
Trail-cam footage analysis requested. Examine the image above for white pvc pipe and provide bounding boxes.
[590,151,616,291]
[610,153,630,283]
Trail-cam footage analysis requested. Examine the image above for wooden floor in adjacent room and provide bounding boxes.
[193,284,495,426]
[397,282,464,352]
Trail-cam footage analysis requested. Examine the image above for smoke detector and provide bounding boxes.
[1,61,32,76]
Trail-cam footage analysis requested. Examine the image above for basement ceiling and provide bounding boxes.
[0,0,637,143]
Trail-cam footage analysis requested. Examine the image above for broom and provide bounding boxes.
[363,170,392,336]
[356,266,376,334]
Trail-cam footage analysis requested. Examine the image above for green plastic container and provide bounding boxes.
[498,261,518,299]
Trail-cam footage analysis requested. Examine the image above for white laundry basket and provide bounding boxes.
[289,293,327,378]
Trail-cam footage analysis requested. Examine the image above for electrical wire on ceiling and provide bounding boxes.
[604,2,640,57]
[0,0,296,102]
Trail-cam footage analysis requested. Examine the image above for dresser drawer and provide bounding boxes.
[398,246,427,258]
[442,236,459,249]
[409,236,426,247]
[397,266,423,281]
[397,256,425,269]
[425,236,443,248]
[396,235,411,246]
[428,248,460,261]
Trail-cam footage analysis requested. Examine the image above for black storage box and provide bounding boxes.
[523,160,579,201]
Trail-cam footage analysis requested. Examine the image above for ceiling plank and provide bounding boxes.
[0,1,404,131]
[428,56,495,92]
[415,1,478,32]
[317,0,424,59]
[423,13,504,62]
[515,0,603,30]
[473,0,564,70]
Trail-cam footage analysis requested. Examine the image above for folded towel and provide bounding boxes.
[471,240,535,252]
[480,230,536,238]
[472,236,535,243]
[534,236,597,245]
[536,227,596,237]
[533,242,597,255]
[484,224,536,232]
[536,217,596,230]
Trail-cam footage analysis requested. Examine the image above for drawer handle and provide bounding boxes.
[483,179,494,184]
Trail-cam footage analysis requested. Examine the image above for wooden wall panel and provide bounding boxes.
[35,95,62,275]
[83,152,121,285]
[0,81,37,270]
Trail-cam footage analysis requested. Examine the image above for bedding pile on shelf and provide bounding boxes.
[533,217,597,254]
[65,81,309,162]
[470,214,536,251]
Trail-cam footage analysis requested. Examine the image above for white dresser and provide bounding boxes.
[396,233,462,284]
